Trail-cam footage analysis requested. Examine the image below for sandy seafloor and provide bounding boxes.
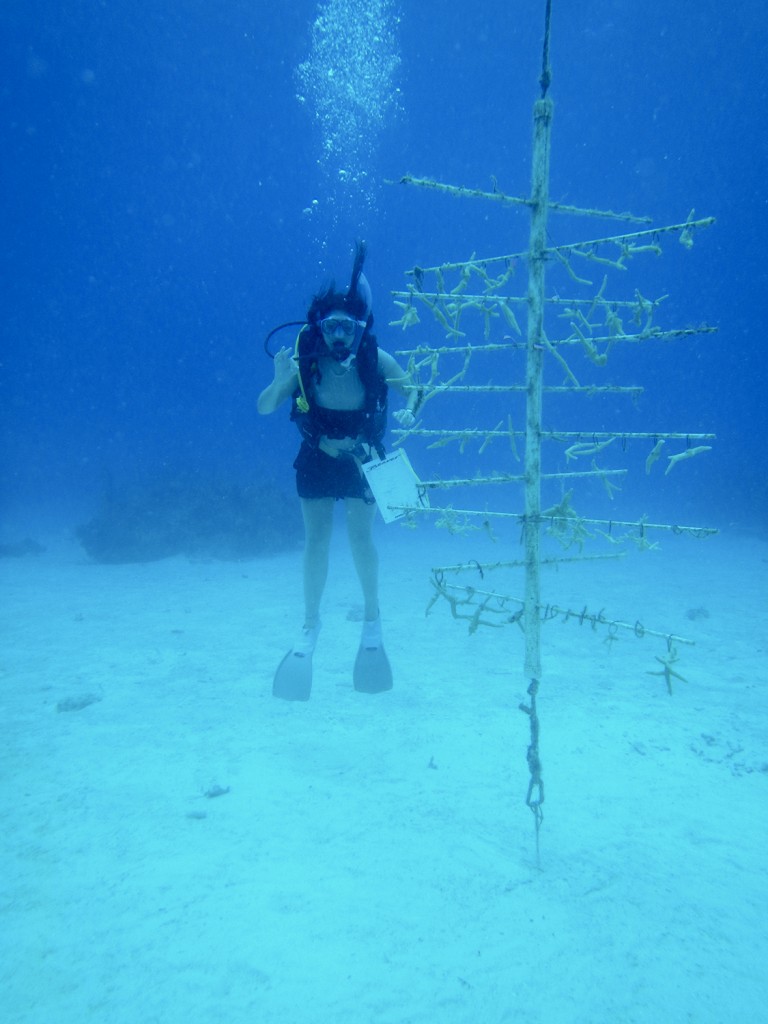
[2,517,766,1024]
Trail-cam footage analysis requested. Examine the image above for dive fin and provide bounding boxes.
[273,650,313,701]
[353,645,393,694]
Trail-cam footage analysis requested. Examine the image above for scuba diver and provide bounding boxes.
[258,241,421,698]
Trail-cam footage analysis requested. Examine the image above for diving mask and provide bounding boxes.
[320,314,366,362]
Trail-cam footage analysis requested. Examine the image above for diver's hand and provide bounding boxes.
[393,408,416,428]
[318,435,357,458]
[273,346,298,388]
[257,346,299,414]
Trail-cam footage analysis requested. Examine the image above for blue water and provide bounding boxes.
[2,0,766,542]
[2,8,767,1022]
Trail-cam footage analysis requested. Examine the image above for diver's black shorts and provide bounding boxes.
[294,442,375,503]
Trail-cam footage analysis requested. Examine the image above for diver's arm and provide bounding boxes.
[378,349,422,426]
[257,346,299,415]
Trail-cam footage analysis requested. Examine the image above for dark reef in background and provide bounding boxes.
[77,474,302,563]
[0,538,46,558]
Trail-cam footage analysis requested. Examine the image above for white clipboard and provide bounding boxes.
[361,448,430,523]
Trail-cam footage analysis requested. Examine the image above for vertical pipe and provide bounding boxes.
[523,96,552,684]
[521,95,553,860]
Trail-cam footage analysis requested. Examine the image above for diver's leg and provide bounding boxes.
[345,498,379,622]
[300,497,334,628]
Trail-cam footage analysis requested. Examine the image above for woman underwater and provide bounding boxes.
[258,241,421,672]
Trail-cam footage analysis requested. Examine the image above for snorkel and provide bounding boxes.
[321,240,373,365]
[345,239,373,326]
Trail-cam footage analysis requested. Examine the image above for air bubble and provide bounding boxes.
[296,0,401,212]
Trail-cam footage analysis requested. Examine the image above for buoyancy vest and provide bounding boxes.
[290,326,388,456]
